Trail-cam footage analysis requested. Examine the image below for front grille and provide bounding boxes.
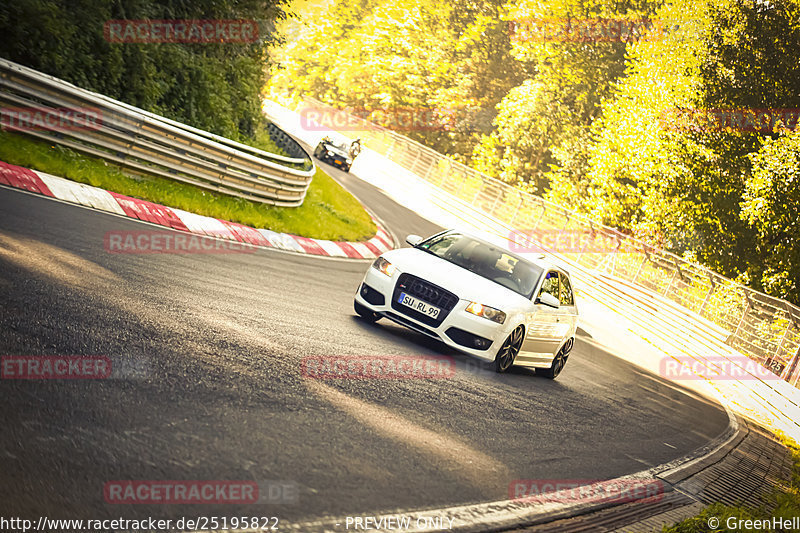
[391,273,459,327]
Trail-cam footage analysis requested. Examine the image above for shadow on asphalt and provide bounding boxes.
[347,314,567,385]
[347,312,724,409]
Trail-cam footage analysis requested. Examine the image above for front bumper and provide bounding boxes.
[318,151,350,169]
[354,267,512,362]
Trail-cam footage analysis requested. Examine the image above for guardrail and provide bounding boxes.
[0,58,315,206]
[287,96,800,388]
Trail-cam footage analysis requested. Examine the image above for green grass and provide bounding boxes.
[250,126,291,157]
[0,129,376,241]
[663,437,800,532]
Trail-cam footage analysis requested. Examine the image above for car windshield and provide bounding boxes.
[417,232,543,298]
[325,138,350,151]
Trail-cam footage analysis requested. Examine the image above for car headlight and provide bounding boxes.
[326,150,333,156]
[465,302,506,324]
[372,257,397,277]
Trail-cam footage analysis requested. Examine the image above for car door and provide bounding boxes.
[518,270,563,365]
[558,272,579,344]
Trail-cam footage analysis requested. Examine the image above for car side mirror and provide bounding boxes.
[535,292,560,308]
[406,234,423,246]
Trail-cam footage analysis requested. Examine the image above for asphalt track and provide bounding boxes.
[0,163,729,525]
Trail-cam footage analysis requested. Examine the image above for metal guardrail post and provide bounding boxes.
[663,266,679,297]
[487,188,502,215]
[508,197,524,226]
[532,202,546,230]
[699,274,717,316]
[423,159,435,181]
[785,346,800,384]
[411,149,422,173]
[561,210,571,230]
[779,305,799,379]
[575,224,592,265]
[632,253,647,283]
[776,320,792,362]
[732,296,751,343]
[609,235,623,277]
[454,173,468,197]
[471,182,483,205]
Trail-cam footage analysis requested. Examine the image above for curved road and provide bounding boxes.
[0,166,728,525]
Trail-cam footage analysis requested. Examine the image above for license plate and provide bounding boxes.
[398,292,441,319]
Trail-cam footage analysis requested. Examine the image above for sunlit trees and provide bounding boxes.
[742,131,800,303]
[269,0,531,158]
[577,0,800,296]
[472,0,663,194]
[269,0,800,302]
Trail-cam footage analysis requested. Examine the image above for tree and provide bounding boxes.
[566,0,800,301]
[0,0,291,141]
[741,131,800,302]
[268,0,531,159]
[471,0,664,194]
[471,78,572,193]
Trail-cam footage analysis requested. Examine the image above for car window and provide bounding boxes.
[559,272,574,306]
[323,136,351,151]
[510,258,539,296]
[423,233,461,256]
[539,271,560,303]
[418,232,543,298]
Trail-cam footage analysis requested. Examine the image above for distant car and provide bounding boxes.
[313,135,360,172]
[353,230,579,377]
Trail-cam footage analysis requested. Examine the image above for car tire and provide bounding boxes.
[354,300,380,323]
[539,338,573,379]
[494,325,524,373]
[342,164,351,172]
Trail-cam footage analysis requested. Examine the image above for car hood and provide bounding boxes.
[383,248,530,309]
